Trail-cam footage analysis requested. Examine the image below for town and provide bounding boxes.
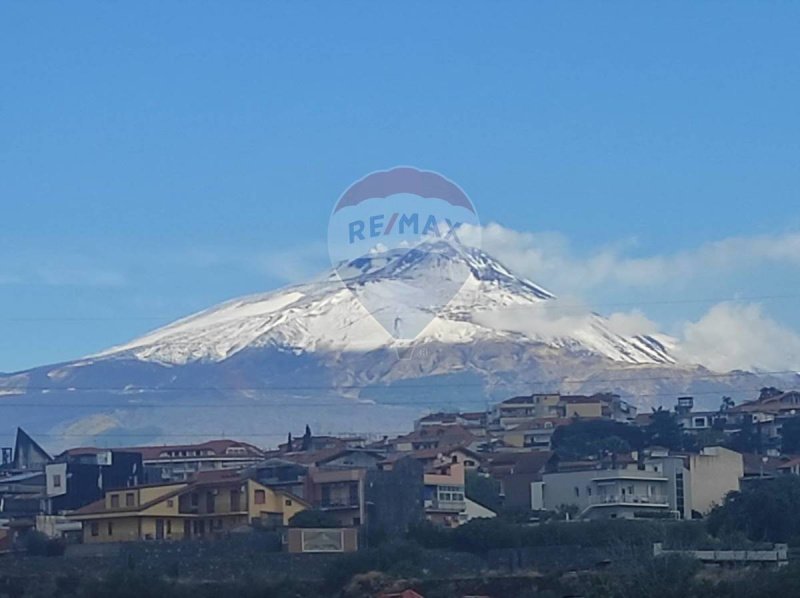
[2,387,800,596]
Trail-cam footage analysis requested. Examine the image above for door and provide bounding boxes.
[155,519,165,540]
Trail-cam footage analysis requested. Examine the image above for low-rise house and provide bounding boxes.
[741,453,786,483]
[499,418,572,450]
[673,396,726,434]
[492,394,561,427]
[70,471,308,543]
[381,446,482,472]
[558,395,604,419]
[414,412,488,435]
[373,425,477,453]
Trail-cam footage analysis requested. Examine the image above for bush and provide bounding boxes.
[288,509,340,528]
[22,530,65,557]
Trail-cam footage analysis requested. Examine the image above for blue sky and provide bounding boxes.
[1,2,799,372]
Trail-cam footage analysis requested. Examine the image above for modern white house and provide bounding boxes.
[532,446,742,520]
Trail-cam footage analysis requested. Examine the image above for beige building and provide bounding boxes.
[687,446,743,515]
[70,472,308,543]
[534,447,743,520]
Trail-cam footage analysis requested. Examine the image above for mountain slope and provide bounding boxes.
[91,243,673,367]
[3,243,793,450]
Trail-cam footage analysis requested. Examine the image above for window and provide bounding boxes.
[574,486,580,497]
[107,521,113,536]
[53,474,62,488]
[167,499,174,507]
[110,494,120,508]
[166,520,172,534]
[90,522,99,537]
[254,489,266,505]
[125,493,135,507]
[285,498,292,506]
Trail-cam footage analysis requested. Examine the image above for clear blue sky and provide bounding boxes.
[1,2,799,372]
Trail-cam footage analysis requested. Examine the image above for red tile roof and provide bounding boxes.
[61,439,264,461]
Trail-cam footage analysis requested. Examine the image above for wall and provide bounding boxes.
[83,517,140,544]
[688,447,743,515]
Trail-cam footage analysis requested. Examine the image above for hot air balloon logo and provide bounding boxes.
[328,166,481,344]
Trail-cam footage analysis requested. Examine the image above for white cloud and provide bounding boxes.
[473,299,594,340]
[458,223,800,371]
[674,302,800,372]
[459,222,800,293]
[605,310,660,337]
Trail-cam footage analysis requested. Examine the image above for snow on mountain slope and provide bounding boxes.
[92,243,675,367]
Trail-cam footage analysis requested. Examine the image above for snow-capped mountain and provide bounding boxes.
[92,242,673,367]
[1,243,792,450]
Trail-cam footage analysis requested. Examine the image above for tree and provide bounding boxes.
[760,387,784,401]
[645,407,683,451]
[301,425,312,451]
[707,476,800,543]
[551,419,645,459]
[719,396,735,413]
[465,471,502,513]
[728,415,760,453]
[289,509,339,528]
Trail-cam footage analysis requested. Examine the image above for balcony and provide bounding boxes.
[590,494,669,507]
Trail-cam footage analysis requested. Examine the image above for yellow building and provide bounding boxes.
[70,472,308,543]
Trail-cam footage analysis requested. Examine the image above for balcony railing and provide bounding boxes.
[590,494,668,506]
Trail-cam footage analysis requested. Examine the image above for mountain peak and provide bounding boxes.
[88,245,674,367]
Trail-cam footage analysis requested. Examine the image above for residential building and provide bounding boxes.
[380,446,482,472]
[66,439,266,483]
[70,472,308,543]
[491,393,628,428]
[305,467,366,527]
[9,428,51,472]
[673,396,724,433]
[536,462,679,520]
[414,412,488,435]
[423,462,466,527]
[533,446,742,520]
[487,451,558,509]
[0,471,46,521]
[365,457,425,537]
[371,425,477,453]
[248,457,310,501]
[558,395,604,419]
[492,394,561,427]
[499,418,571,450]
[686,446,743,515]
[46,448,142,513]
